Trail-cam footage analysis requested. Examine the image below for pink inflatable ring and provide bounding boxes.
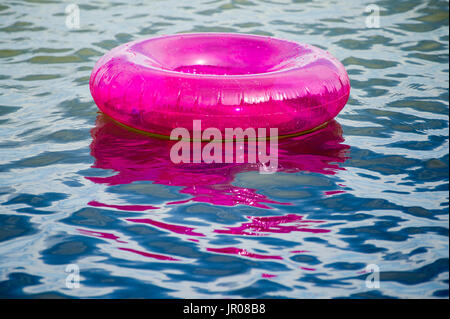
[89,33,350,137]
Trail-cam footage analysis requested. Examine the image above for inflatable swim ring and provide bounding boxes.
[89,33,350,137]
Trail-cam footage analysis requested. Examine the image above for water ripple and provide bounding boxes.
[0,0,448,298]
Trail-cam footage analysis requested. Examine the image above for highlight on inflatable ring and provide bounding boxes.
[89,33,350,138]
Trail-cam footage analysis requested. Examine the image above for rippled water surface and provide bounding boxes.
[0,0,448,298]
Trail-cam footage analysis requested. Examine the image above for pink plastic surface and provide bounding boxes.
[89,33,350,136]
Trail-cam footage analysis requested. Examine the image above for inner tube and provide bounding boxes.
[89,33,350,137]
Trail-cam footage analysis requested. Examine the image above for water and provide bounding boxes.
[0,0,448,299]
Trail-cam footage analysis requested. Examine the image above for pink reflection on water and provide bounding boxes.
[300,267,316,271]
[126,218,206,237]
[175,185,289,209]
[88,200,158,211]
[77,228,127,243]
[214,214,330,236]
[356,269,368,274]
[87,114,349,209]
[262,273,277,278]
[83,115,350,264]
[324,190,346,196]
[77,228,181,260]
[206,247,283,260]
[119,247,179,261]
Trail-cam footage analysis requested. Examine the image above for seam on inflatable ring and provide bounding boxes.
[129,92,350,117]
